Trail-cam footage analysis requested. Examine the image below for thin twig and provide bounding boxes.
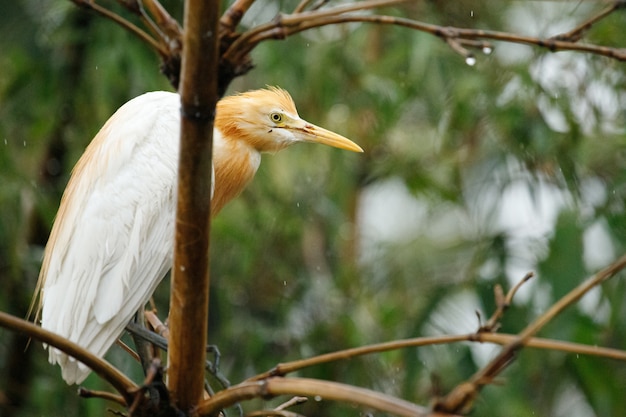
[115,338,141,362]
[245,396,309,417]
[78,387,127,405]
[275,396,308,411]
[293,0,314,14]
[142,0,182,46]
[551,0,626,42]
[223,0,411,62]
[479,272,534,332]
[434,253,626,413]
[69,0,167,55]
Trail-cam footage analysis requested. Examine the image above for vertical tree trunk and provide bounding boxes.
[167,0,220,413]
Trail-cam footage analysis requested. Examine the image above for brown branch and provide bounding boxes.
[220,0,256,33]
[246,331,626,383]
[551,0,626,42]
[293,0,315,14]
[246,396,308,417]
[166,0,220,413]
[77,387,126,406]
[69,0,167,56]
[222,0,410,63]
[195,377,448,417]
[0,312,137,405]
[224,6,626,68]
[479,272,534,332]
[245,410,306,417]
[434,253,626,414]
[142,0,182,45]
[145,309,170,340]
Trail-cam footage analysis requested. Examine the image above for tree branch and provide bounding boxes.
[246,332,626,383]
[220,0,256,33]
[0,312,137,405]
[551,0,626,42]
[223,2,626,68]
[167,0,220,412]
[69,0,167,55]
[195,377,452,417]
[434,253,626,413]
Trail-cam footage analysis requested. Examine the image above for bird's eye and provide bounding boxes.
[270,113,283,124]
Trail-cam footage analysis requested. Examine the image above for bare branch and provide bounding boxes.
[69,0,167,56]
[196,377,444,417]
[224,3,626,71]
[551,0,626,42]
[246,331,626,383]
[142,0,182,45]
[246,397,309,417]
[77,387,126,405]
[479,272,535,332]
[0,312,137,405]
[220,0,256,33]
[293,0,315,14]
[222,0,410,63]
[434,253,626,414]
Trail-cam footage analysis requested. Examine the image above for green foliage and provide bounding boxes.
[1,1,626,416]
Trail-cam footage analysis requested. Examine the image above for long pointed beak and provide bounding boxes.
[290,120,363,153]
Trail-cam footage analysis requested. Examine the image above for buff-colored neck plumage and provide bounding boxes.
[211,88,299,214]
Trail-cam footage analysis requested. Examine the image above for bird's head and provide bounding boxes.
[215,87,363,154]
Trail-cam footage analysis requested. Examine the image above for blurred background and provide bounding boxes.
[1,1,626,416]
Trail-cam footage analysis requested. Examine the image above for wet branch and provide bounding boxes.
[223,4,626,66]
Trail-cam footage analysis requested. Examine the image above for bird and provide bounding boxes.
[31,87,362,384]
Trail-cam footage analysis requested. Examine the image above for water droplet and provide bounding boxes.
[465,56,476,66]
[180,265,186,271]
[470,10,474,17]
[3,138,7,145]
[314,396,322,402]
[23,140,27,147]
[283,280,287,286]
[482,46,492,55]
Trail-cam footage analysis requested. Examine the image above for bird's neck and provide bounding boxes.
[211,130,261,215]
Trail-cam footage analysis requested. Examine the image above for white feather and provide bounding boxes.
[40,92,183,384]
[36,87,359,385]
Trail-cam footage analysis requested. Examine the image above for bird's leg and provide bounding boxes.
[128,310,233,409]
[126,321,169,350]
[205,344,244,417]
[128,308,161,376]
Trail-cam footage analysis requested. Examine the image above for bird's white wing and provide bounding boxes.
[39,91,192,384]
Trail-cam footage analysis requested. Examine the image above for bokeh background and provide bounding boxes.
[1,1,626,416]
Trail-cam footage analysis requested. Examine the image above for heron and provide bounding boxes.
[31,87,362,384]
